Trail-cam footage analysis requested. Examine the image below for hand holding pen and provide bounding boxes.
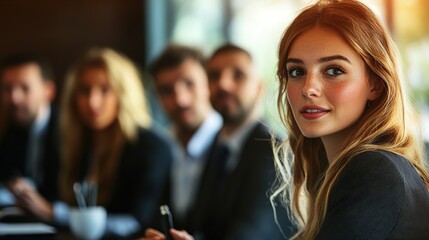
[160,205,174,240]
[139,205,194,240]
[140,228,194,240]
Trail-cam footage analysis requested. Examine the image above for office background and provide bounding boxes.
[0,0,428,138]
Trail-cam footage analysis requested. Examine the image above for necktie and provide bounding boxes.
[215,144,230,182]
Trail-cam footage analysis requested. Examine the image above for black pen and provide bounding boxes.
[160,205,174,240]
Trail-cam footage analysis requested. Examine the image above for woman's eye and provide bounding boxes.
[287,68,304,78]
[101,85,110,94]
[77,86,90,95]
[326,67,344,76]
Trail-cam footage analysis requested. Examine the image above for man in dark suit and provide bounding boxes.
[0,54,60,209]
[187,44,294,240]
[139,44,294,240]
[149,45,223,230]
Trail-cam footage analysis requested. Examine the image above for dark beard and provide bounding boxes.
[6,107,34,127]
[219,98,257,126]
[221,107,248,125]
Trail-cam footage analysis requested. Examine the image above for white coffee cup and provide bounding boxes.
[70,206,107,240]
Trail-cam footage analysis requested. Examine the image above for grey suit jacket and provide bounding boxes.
[317,150,429,240]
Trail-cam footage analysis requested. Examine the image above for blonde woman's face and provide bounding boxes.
[285,26,379,144]
[75,67,119,130]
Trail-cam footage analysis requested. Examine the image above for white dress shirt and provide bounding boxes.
[171,111,222,221]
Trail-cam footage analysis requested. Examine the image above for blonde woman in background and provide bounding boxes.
[11,48,173,238]
[272,0,429,239]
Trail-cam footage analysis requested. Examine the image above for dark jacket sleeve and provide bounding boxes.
[316,151,424,240]
[134,129,173,229]
[109,128,173,230]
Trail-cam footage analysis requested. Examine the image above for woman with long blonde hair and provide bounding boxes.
[273,0,429,239]
[10,48,173,238]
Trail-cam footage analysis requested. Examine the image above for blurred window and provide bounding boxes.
[165,0,429,139]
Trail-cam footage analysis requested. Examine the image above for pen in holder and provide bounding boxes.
[73,182,86,209]
[70,182,105,240]
[160,205,174,240]
[73,181,98,208]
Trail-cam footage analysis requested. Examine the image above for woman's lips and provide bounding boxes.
[300,105,330,119]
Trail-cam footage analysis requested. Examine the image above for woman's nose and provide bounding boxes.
[301,74,321,98]
[89,90,102,109]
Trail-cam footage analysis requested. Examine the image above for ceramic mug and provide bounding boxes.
[70,206,107,240]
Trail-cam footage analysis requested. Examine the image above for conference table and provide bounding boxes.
[0,206,75,240]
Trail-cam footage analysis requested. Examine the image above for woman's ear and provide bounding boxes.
[368,76,383,101]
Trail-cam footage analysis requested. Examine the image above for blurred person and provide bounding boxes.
[0,54,59,206]
[273,0,429,239]
[149,45,222,229]
[142,44,294,240]
[189,44,293,240]
[9,48,173,238]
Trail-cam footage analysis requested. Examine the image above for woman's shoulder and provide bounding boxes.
[345,150,416,181]
[124,127,173,161]
[322,150,429,239]
[334,149,428,207]
[126,127,171,155]
[352,149,405,162]
[134,126,173,147]
[335,150,404,190]
[347,149,428,193]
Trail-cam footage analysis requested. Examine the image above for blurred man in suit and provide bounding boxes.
[187,44,293,240]
[0,54,60,208]
[149,45,222,229]
[141,44,294,240]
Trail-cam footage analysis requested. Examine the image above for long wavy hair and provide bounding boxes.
[59,48,151,205]
[272,0,429,239]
